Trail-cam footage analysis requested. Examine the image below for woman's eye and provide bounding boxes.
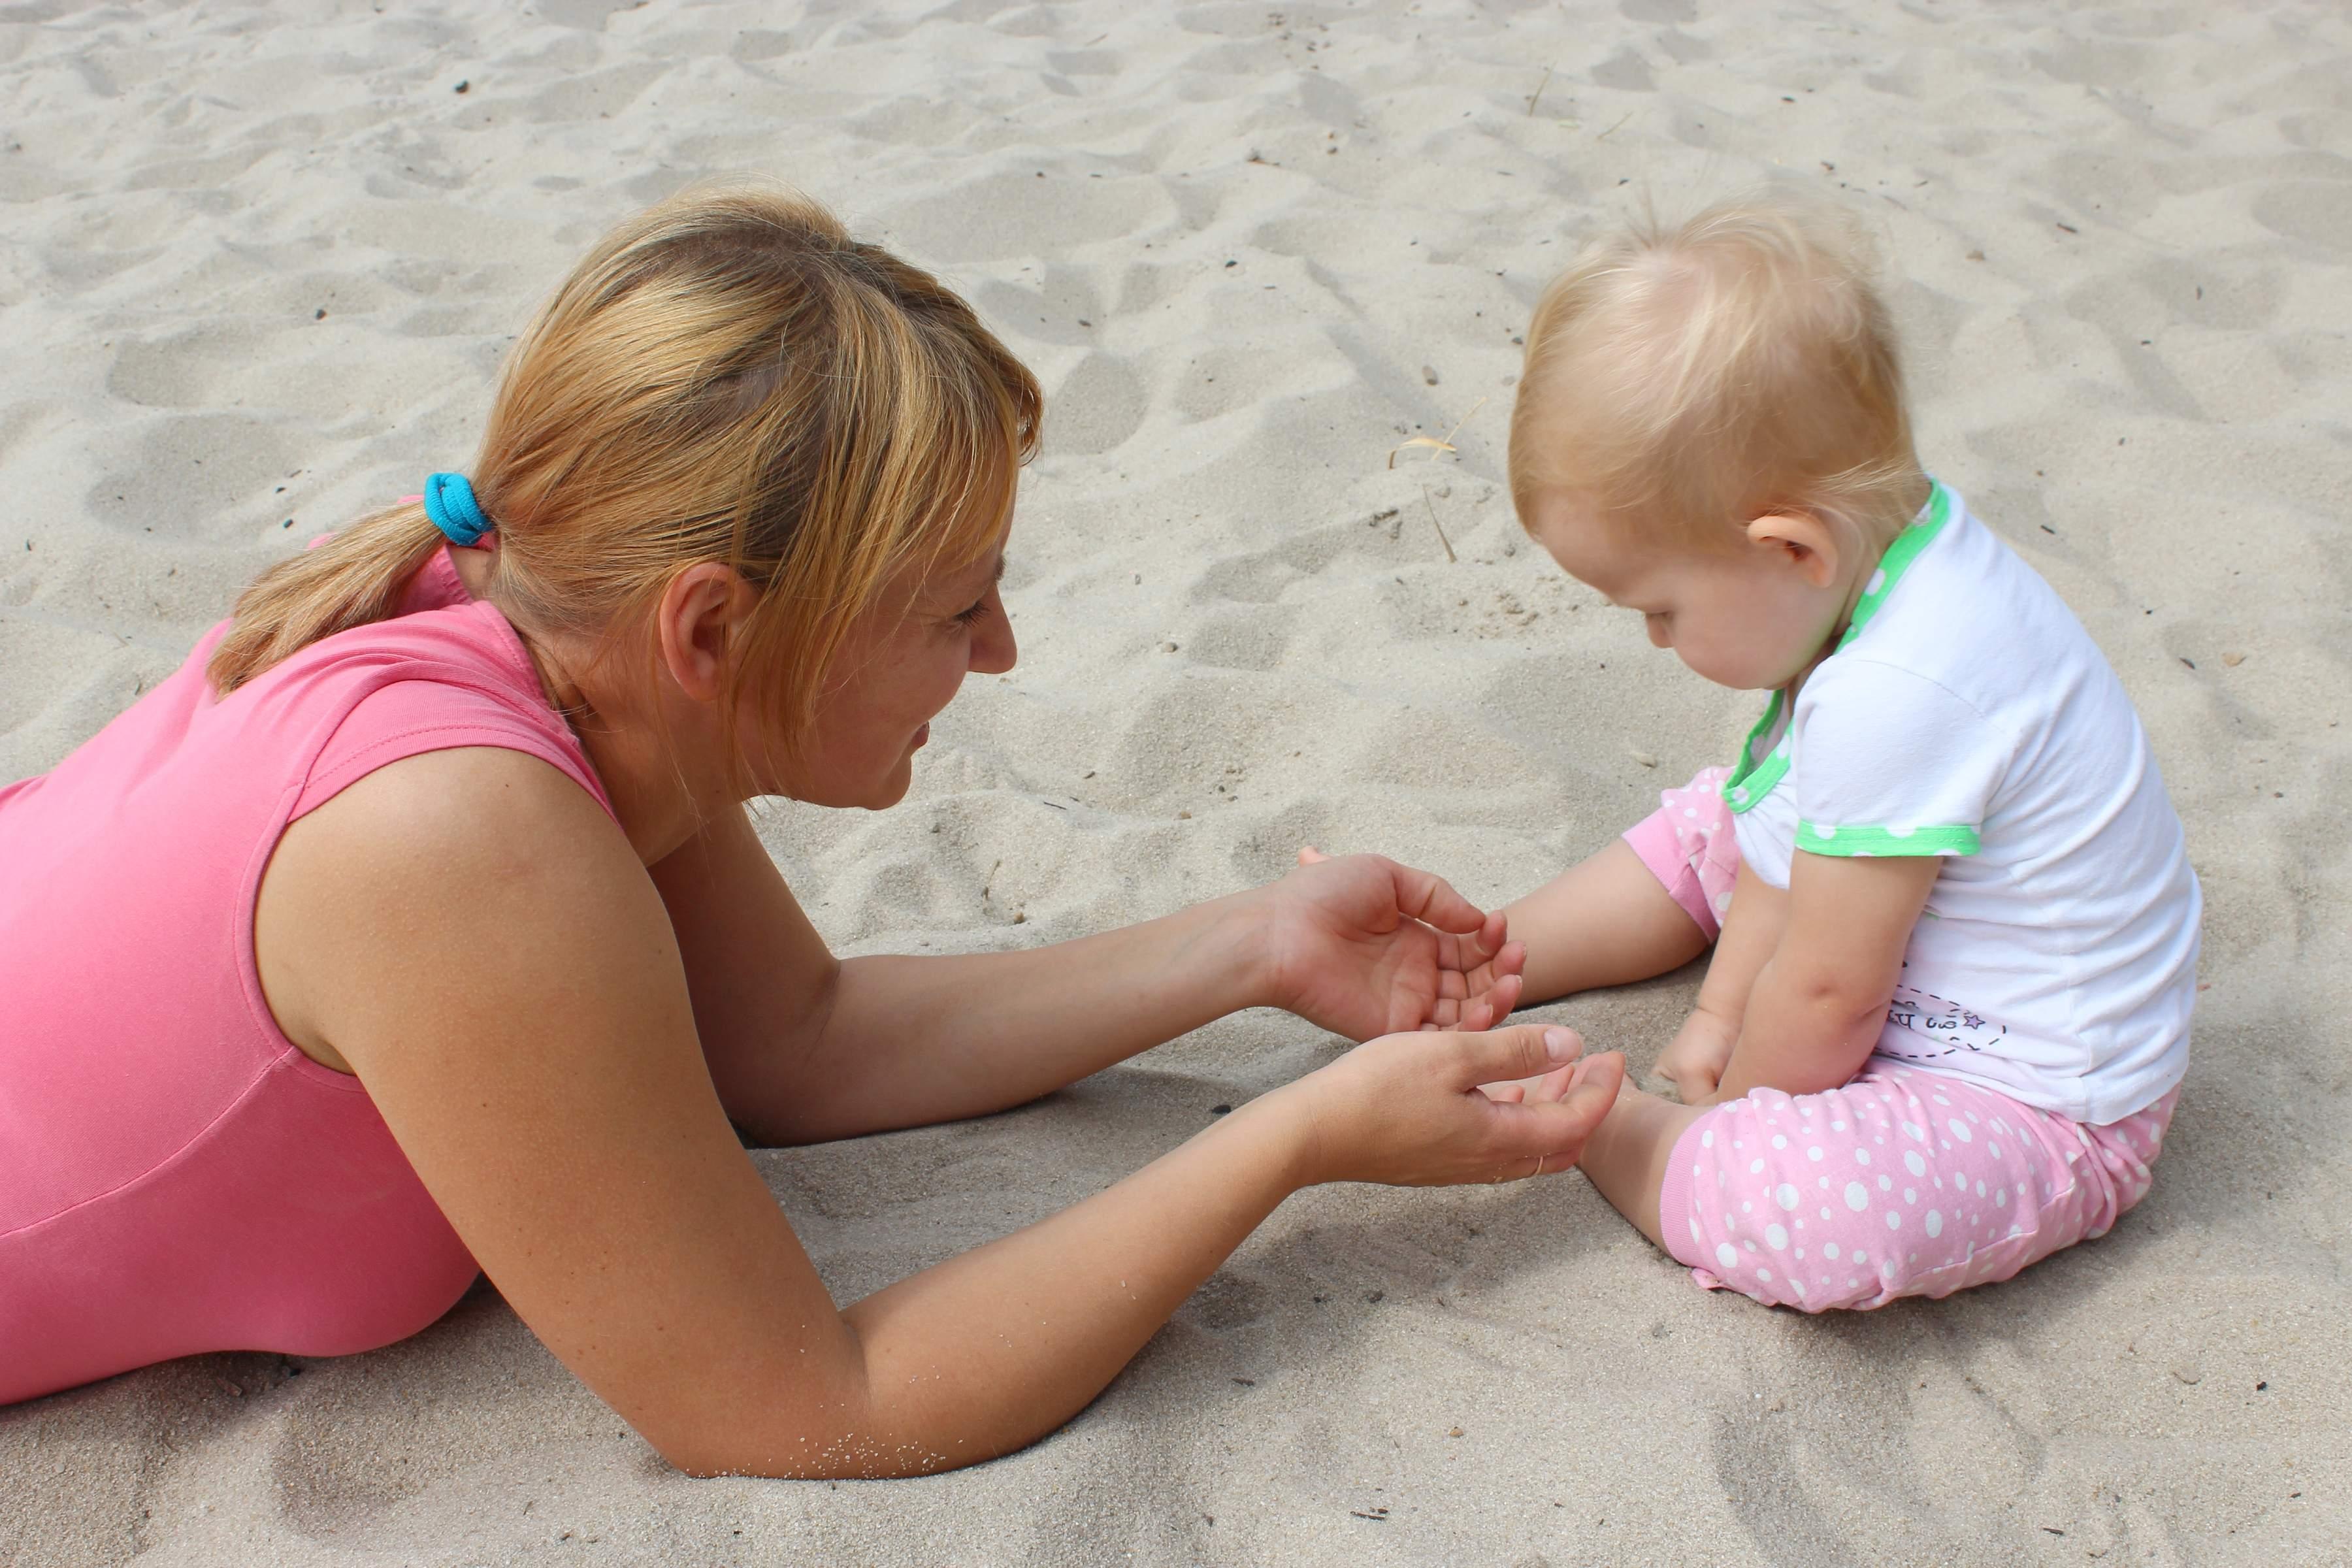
[954,600,992,627]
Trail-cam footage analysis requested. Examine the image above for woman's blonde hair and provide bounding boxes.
[208,181,1040,768]
[1509,192,1923,548]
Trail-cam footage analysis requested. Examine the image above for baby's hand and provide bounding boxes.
[1654,1009,1739,1105]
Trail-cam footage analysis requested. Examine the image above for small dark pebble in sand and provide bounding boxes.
[1211,1103,1232,1115]
[1365,1290,1384,1303]
[2257,1380,2268,1390]
[314,307,326,319]
[1232,1377,1254,1386]
[453,79,469,93]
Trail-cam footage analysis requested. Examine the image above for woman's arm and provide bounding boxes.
[653,807,1524,1145]
[257,749,1619,1478]
[1707,853,1939,1103]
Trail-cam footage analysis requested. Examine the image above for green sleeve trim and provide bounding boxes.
[1795,821,1981,857]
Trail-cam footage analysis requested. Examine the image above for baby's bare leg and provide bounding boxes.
[1504,839,1710,1006]
[1576,1082,1707,1250]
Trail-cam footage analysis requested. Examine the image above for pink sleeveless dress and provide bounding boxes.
[0,549,611,1405]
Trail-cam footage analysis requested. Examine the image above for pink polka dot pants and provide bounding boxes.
[1621,764,1739,941]
[1659,1064,2177,1311]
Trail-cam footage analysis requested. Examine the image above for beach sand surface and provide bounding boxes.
[4,1,2349,1563]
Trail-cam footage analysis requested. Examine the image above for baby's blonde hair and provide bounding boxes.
[1510,192,1924,549]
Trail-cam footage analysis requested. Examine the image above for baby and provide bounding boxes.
[1495,195,2200,1310]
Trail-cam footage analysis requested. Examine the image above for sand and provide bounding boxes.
[5,0,2350,1562]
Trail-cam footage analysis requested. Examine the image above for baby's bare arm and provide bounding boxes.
[1503,839,1711,1005]
[1654,862,1786,1100]
[1690,861,1788,1034]
[1710,854,1940,1103]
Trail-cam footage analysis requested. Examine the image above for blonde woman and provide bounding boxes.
[0,186,1623,1475]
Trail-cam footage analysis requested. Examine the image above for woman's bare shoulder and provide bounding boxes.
[256,747,858,1471]
[256,745,650,1070]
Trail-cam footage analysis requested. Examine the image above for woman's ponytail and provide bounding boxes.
[204,502,447,697]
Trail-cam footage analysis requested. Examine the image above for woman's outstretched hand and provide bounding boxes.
[1281,1023,1625,1187]
[1258,847,1527,1041]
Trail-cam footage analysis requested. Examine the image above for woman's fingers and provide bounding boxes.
[1476,970,1522,1022]
[1438,935,1518,989]
[1526,1060,1579,1102]
[1298,1027,1618,1188]
[1494,1052,1624,1160]
[1296,845,1330,867]
[1385,860,1494,936]
[1439,1023,1583,1091]
[1435,970,1521,1034]
[1439,924,1519,982]
[1478,1059,1574,1103]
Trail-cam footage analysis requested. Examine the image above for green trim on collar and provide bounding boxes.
[1722,478,1952,818]
[1723,690,1789,816]
[1796,821,1982,857]
[1837,479,1952,651]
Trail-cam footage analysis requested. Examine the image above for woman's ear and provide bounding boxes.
[653,563,757,703]
[1744,512,1842,588]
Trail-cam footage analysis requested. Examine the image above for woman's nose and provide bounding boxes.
[971,604,1017,675]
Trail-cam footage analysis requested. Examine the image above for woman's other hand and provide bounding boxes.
[1261,848,1526,1041]
[1281,1024,1624,1187]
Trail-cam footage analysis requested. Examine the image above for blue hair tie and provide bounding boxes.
[423,471,494,547]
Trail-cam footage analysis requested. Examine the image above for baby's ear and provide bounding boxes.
[1745,512,1841,587]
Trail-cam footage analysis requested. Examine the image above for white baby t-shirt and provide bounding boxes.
[1726,481,2199,1124]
